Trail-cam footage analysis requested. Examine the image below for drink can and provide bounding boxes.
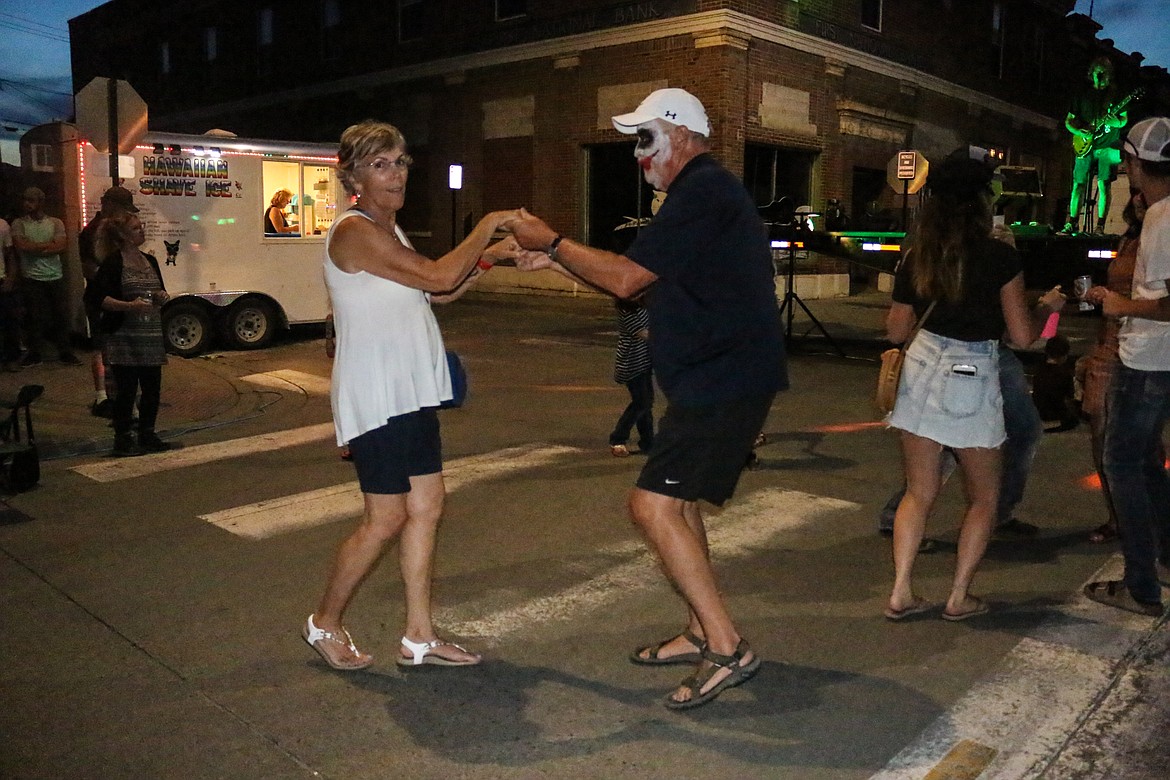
[1075,275,1093,311]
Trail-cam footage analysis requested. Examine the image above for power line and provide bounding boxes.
[0,11,69,37]
[0,17,70,44]
[0,82,71,117]
[0,78,73,99]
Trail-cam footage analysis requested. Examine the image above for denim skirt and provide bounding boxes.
[886,329,1005,449]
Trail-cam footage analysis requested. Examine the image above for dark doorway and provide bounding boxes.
[587,141,654,253]
[852,166,896,231]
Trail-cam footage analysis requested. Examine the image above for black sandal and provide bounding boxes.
[630,629,705,666]
[664,639,761,710]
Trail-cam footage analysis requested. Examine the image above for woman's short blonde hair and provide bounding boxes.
[270,189,293,207]
[337,120,407,195]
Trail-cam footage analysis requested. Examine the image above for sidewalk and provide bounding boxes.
[0,350,249,461]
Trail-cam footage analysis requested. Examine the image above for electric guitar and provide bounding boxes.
[1072,88,1143,158]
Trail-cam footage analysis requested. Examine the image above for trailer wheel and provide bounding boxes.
[162,301,213,357]
[224,297,277,350]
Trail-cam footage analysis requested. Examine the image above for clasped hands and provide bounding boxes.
[473,208,556,271]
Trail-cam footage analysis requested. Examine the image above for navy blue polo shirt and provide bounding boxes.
[626,154,788,405]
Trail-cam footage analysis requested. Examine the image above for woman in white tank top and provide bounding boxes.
[302,120,521,670]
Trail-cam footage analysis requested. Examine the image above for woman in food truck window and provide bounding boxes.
[264,189,299,235]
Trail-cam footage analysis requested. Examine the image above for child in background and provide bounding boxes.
[1033,334,1079,432]
[608,296,653,457]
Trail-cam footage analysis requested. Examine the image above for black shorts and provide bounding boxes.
[636,393,775,506]
[347,407,442,495]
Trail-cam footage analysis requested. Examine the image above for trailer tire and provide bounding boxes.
[224,297,277,350]
[162,301,213,357]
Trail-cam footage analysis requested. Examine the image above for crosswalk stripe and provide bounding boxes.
[436,488,859,644]
[199,444,582,540]
[70,423,337,483]
[241,369,332,395]
[869,555,1158,780]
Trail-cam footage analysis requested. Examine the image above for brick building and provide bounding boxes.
[68,1,1167,267]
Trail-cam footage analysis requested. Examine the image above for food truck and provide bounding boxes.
[79,131,345,356]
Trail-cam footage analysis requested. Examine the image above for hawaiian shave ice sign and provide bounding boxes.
[139,153,236,198]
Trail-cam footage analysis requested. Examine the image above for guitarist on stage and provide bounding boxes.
[1063,57,1129,235]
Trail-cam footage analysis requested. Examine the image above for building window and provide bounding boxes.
[992,1,1005,79]
[585,142,654,249]
[31,144,54,172]
[1034,26,1046,91]
[160,41,171,75]
[259,7,274,46]
[322,0,342,62]
[258,8,275,76]
[861,0,882,32]
[205,27,218,62]
[399,0,431,42]
[496,0,527,21]
[743,144,814,215]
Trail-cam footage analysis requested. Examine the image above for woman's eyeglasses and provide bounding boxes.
[364,155,413,173]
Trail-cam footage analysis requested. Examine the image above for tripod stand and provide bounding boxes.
[772,224,845,357]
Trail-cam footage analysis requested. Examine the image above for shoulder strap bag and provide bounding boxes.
[875,302,936,415]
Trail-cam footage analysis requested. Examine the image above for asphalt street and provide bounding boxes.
[0,290,1166,780]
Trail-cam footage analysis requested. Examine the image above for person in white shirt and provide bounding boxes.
[302,120,521,671]
[1084,117,1170,616]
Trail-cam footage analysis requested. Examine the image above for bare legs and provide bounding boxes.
[949,447,1001,614]
[889,433,944,612]
[888,431,1001,616]
[629,488,753,704]
[313,472,477,666]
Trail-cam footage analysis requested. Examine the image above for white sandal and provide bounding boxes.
[302,614,374,670]
[397,636,481,667]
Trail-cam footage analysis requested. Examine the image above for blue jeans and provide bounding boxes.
[1101,364,1170,604]
[609,370,654,450]
[879,348,1041,529]
[997,349,1043,522]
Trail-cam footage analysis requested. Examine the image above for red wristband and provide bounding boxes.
[477,258,493,271]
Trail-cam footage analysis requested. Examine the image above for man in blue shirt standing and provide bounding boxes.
[507,88,787,709]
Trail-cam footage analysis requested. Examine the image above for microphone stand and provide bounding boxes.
[773,220,844,357]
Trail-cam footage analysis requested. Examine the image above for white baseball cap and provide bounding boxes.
[1124,117,1170,162]
[612,88,710,136]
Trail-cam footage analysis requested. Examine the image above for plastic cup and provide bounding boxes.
[1075,275,1093,312]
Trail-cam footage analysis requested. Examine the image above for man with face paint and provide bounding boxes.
[507,88,787,709]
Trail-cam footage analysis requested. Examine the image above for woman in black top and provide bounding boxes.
[884,157,1061,621]
[85,212,174,456]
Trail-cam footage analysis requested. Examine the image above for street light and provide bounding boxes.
[448,164,463,249]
